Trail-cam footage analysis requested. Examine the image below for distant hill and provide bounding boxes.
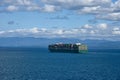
[0,37,120,49]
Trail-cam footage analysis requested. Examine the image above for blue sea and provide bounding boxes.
[0,47,120,80]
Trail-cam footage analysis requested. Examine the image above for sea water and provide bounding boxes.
[0,47,120,80]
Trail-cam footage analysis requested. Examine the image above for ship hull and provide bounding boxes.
[49,48,88,53]
[49,49,78,53]
[49,50,87,53]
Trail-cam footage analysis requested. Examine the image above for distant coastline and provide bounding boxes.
[0,37,120,49]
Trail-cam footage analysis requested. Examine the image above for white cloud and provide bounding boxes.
[42,0,111,8]
[42,4,57,12]
[0,0,41,12]
[29,27,40,33]
[0,0,112,13]
[97,23,108,30]
[6,5,18,11]
[112,30,120,35]
[113,27,119,31]
[1,0,120,40]
[0,31,5,34]
[94,0,120,21]
[54,29,64,35]
[40,28,47,32]
[26,5,41,11]
[90,30,95,34]
[1,0,120,23]
[83,24,93,29]
[0,0,12,5]
[17,0,32,6]
[97,12,120,21]
[111,0,120,11]
[41,0,112,16]
[0,23,120,40]
[80,29,87,33]
[79,6,101,14]
[112,27,120,35]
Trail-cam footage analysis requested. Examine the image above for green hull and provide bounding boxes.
[78,50,88,53]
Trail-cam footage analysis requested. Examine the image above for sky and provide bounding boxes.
[0,0,120,41]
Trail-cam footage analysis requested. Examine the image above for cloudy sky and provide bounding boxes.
[0,0,120,40]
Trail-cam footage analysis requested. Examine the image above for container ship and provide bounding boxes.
[48,43,88,53]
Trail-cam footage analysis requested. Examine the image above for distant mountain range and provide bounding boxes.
[0,37,120,49]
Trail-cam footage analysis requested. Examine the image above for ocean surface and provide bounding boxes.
[0,47,120,80]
